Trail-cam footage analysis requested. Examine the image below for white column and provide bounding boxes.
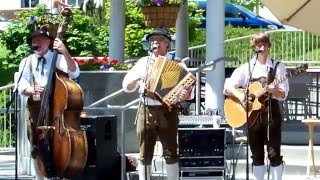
[108,0,125,62]
[175,1,188,59]
[205,0,225,112]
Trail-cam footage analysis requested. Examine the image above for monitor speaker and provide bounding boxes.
[73,115,118,179]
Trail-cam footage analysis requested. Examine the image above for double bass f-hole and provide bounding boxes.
[35,7,88,179]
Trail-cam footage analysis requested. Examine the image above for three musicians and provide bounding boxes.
[16,24,289,180]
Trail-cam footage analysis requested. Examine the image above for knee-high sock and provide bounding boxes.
[32,159,44,180]
[138,164,151,180]
[166,162,179,180]
[270,165,283,180]
[253,165,265,180]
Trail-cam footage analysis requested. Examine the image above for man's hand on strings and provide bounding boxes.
[236,92,254,110]
[53,38,68,54]
[34,85,44,95]
[267,84,277,94]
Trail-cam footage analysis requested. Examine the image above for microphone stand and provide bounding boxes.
[244,51,258,180]
[134,47,154,180]
[6,49,33,180]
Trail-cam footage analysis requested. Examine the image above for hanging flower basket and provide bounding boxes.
[141,6,180,28]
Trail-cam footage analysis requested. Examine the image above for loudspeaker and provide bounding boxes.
[73,115,118,179]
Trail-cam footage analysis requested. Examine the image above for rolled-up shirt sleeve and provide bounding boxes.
[223,65,246,95]
[57,55,80,79]
[122,57,146,93]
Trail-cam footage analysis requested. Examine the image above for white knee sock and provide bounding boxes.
[32,159,44,180]
[253,165,265,180]
[166,162,179,180]
[138,164,151,180]
[270,165,283,180]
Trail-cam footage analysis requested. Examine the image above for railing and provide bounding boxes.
[0,84,15,148]
[187,29,320,68]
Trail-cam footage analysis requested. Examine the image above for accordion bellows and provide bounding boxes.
[146,56,197,108]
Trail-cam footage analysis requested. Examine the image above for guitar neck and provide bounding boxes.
[255,73,290,98]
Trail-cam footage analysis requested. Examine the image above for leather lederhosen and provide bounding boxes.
[248,60,284,167]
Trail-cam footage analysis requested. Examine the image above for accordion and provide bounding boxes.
[146,56,197,108]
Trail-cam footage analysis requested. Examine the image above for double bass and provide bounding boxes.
[35,8,88,178]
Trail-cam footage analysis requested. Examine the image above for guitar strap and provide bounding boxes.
[267,59,280,84]
[266,59,280,141]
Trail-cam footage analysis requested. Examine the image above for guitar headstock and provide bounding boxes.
[290,63,308,76]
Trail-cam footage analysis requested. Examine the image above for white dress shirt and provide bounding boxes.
[224,56,290,100]
[17,50,80,96]
[122,52,194,106]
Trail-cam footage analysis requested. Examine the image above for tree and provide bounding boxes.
[225,0,262,12]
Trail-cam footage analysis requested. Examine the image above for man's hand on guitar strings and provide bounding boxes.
[267,84,277,94]
[236,92,254,110]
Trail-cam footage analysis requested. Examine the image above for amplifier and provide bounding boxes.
[178,115,245,145]
[180,157,225,169]
[180,170,224,179]
[178,128,226,170]
[178,128,225,157]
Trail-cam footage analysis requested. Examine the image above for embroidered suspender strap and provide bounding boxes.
[268,59,280,84]
[28,55,36,97]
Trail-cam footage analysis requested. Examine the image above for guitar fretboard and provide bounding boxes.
[255,73,291,98]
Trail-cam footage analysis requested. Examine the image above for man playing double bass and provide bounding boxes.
[17,26,80,180]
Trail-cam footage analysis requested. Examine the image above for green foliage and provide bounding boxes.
[225,0,262,11]
[123,1,145,26]
[134,0,187,7]
[188,2,204,42]
[0,6,109,69]
[65,9,109,56]
[125,24,148,57]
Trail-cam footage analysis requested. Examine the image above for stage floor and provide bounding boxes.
[1,146,320,180]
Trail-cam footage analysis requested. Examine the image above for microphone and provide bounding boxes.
[255,47,264,54]
[255,49,263,54]
[149,41,159,52]
[31,45,39,51]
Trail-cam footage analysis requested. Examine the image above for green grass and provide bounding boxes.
[0,44,15,86]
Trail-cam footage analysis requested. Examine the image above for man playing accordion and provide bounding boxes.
[122,27,194,180]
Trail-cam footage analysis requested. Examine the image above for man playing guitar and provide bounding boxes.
[224,32,289,180]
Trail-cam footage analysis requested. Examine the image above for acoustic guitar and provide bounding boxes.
[224,63,308,128]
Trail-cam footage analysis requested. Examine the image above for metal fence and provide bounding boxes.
[0,84,14,148]
[187,29,320,68]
